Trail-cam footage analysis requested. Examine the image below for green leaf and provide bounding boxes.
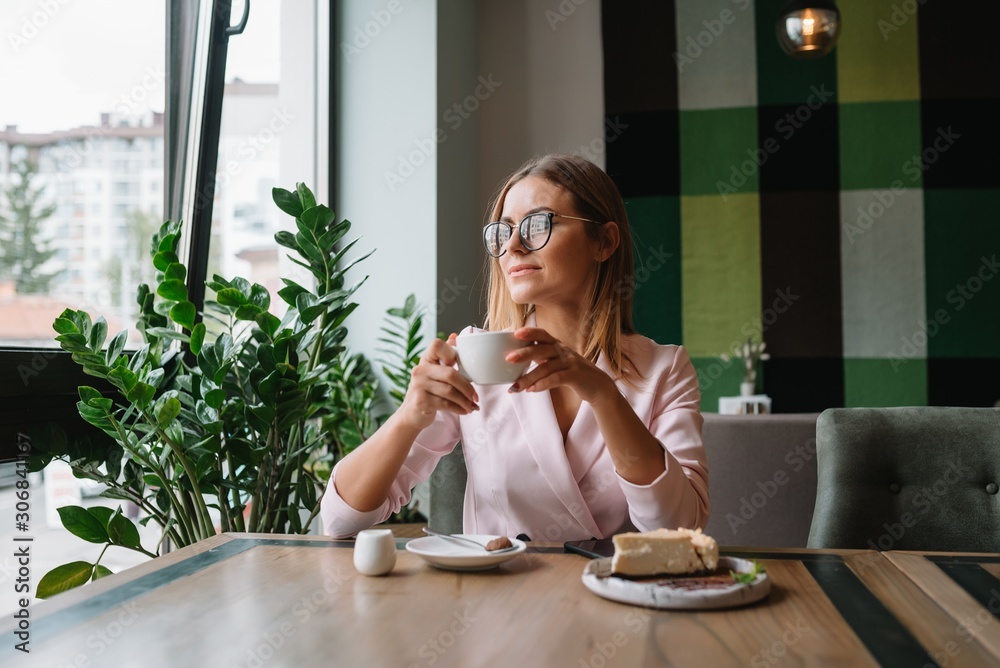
[169,301,196,330]
[144,327,189,342]
[53,316,79,335]
[296,292,324,324]
[107,366,139,393]
[277,279,309,306]
[57,506,110,544]
[126,382,156,409]
[235,304,263,321]
[37,562,95,599]
[92,565,114,581]
[249,283,271,311]
[216,288,247,307]
[105,330,128,366]
[87,506,115,527]
[157,397,182,426]
[274,230,298,251]
[108,511,142,549]
[157,232,178,253]
[157,279,188,302]
[164,263,187,282]
[78,386,104,404]
[273,187,304,217]
[296,182,317,210]
[89,317,108,352]
[731,560,765,585]
[153,251,179,271]
[256,312,281,339]
[189,322,206,355]
[204,388,227,408]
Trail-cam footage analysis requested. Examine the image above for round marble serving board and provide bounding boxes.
[582,556,771,610]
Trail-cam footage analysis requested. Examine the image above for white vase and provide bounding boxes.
[740,381,756,397]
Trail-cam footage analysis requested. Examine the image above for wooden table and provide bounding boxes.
[884,550,1000,664]
[4,534,999,667]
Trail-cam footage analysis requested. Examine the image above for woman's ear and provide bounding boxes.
[596,222,620,262]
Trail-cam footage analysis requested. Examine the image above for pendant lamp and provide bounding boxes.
[776,0,841,59]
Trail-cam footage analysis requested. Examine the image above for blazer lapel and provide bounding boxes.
[510,387,602,537]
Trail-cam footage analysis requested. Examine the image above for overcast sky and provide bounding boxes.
[1,0,278,133]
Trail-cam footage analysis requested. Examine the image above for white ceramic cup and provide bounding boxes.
[455,331,529,385]
[353,529,397,576]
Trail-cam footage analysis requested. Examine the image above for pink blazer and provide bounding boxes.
[321,334,709,541]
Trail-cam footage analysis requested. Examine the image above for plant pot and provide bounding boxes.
[740,381,756,397]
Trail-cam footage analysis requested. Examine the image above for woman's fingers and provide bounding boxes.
[422,337,459,365]
[410,362,478,410]
[505,342,561,364]
[513,326,556,343]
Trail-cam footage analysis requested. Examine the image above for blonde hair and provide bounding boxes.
[484,154,639,382]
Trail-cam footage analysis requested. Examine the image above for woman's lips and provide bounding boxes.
[508,265,540,278]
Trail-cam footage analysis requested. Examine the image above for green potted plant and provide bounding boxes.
[28,183,424,597]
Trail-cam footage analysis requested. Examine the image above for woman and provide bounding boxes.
[322,154,708,541]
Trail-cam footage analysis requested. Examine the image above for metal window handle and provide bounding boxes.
[226,0,250,37]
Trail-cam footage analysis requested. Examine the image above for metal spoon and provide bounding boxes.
[422,528,520,554]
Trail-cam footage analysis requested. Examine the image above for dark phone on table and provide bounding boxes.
[564,537,615,559]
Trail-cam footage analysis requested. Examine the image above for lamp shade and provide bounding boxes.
[776,0,841,59]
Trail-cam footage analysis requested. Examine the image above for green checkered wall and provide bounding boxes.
[603,0,1000,412]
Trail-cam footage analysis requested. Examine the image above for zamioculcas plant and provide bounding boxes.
[29,183,409,598]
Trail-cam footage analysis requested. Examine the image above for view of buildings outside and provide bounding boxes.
[0,80,284,348]
[0,0,296,611]
[0,0,285,349]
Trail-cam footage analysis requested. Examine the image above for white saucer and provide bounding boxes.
[405,534,527,571]
[582,556,771,610]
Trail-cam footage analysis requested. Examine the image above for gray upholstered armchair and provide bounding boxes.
[807,407,1000,552]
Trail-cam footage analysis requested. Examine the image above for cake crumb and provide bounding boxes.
[486,536,513,551]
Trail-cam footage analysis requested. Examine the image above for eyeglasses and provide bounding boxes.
[482,212,604,258]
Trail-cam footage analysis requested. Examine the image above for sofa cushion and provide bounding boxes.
[703,413,819,548]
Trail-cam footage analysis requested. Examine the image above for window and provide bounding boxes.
[0,1,166,348]
[0,0,332,601]
[208,1,328,310]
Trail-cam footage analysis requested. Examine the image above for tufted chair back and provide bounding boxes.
[807,407,1000,552]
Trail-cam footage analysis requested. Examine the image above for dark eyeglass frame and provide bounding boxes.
[482,211,605,258]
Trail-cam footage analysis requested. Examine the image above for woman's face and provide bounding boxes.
[497,176,604,311]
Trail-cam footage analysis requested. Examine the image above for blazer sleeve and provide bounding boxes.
[615,345,710,531]
[320,410,462,538]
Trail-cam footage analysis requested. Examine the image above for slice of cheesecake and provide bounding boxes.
[610,528,719,577]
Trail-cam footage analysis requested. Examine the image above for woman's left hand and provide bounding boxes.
[505,327,616,404]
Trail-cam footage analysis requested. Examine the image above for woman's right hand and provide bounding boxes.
[398,333,479,431]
